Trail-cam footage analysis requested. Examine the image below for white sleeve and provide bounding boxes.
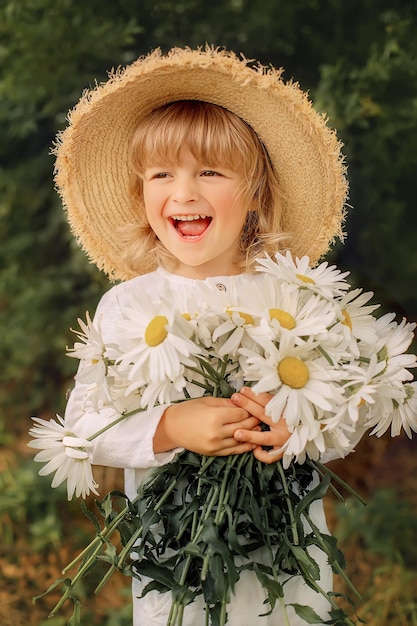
[64,384,181,469]
[64,284,183,470]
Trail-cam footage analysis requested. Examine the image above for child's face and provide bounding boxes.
[142,149,249,278]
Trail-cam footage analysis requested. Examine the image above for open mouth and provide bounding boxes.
[171,214,212,238]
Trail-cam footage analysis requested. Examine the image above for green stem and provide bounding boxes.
[276,462,299,545]
[93,563,117,595]
[220,356,229,379]
[278,596,291,626]
[214,457,233,525]
[57,473,181,610]
[186,365,219,384]
[317,344,335,366]
[219,596,227,626]
[168,481,220,626]
[118,474,180,568]
[188,378,213,392]
[184,455,210,541]
[61,502,131,574]
[233,453,252,532]
[303,511,362,602]
[50,540,105,615]
[87,408,144,441]
[200,459,233,581]
[312,461,367,506]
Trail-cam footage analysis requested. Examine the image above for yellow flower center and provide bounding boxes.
[182,313,192,321]
[341,309,352,331]
[269,308,296,330]
[144,315,169,346]
[91,359,99,364]
[227,308,254,325]
[278,357,309,389]
[296,273,315,285]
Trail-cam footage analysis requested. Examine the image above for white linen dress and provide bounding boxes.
[64,267,352,626]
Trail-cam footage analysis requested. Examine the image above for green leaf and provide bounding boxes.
[291,603,325,624]
[246,562,284,612]
[183,542,204,558]
[132,560,175,591]
[67,598,82,626]
[321,533,347,572]
[33,578,69,603]
[80,500,100,533]
[288,544,320,581]
[294,474,331,519]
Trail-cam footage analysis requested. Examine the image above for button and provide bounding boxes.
[216,283,227,292]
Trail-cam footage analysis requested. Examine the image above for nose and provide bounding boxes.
[172,174,199,204]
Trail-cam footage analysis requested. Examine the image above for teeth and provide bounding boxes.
[172,214,208,221]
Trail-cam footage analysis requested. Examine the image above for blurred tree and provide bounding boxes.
[0,0,141,417]
[315,7,417,324]
[0,0,416,422]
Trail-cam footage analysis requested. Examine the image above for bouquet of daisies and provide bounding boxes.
[29,252,417,625]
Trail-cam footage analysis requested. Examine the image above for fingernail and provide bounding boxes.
[235,430,242,439]
[231,393,240,402]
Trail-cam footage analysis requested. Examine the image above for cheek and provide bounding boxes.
[142,185,152,208]
[142,187,161,219]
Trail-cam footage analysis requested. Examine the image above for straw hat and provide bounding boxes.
[54,46,348,281]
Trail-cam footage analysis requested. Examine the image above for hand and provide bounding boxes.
[154,396,261,456]
[231,387,290,464]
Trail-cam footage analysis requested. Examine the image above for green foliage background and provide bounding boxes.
[1,0,416,419]
[1,1,417,623]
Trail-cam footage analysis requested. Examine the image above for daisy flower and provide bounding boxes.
[140,370,190,409]
[103,365,144,414]
[67,312,107,361]
[171,287,220,349]
[236,274,337,350]
[275,422,321,467]
[386,381,417,438]
[334,353,387,426]
[193,279,259,357]
[375,316,417,377]
[365,379,417,438]
[183,310,218,349]
[212,309,257,357]
[320,424,361,462]
[333,288,379,358]
[256,251,351,299]
[28,415,98,500]
[269,411,359,467]
[67,312,115,410]
[241,331,345,435]
[116,294,202,401]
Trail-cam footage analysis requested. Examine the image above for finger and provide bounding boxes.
[215,442,258,456]
[224,416,260,437]
[239,386,273,407]
[253,445,284,464]
[221,405,251,424]
[234,427,288,448]
[231,392,269,421]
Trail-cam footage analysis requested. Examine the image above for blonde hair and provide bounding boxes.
[120,100,286,275]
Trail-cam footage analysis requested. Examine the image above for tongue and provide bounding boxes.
[176,217,211,237]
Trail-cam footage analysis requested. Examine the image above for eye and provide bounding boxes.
[201,170,220,177]
[146,171,171,181]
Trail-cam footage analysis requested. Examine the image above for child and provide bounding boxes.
[55,47,351,625]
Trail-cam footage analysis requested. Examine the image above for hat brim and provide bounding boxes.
[54,47,347,281]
